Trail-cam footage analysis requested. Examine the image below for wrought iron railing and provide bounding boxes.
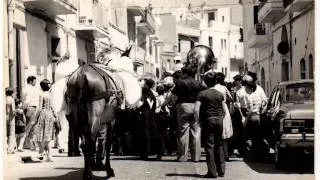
[255,23,266,35]
[93,1,108,31]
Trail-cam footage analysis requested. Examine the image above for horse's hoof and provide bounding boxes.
[82,172,93,180]
[106,168,115,178]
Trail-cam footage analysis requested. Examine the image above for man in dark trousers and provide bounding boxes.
[172,66,204,162]
[194,72,225,178]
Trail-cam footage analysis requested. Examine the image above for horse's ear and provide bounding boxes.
[121,45,132,57]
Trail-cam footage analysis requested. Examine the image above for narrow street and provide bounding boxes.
[5,149,314,180]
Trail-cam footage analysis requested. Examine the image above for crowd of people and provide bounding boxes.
[5,66,268,178]
[5,76,60,162]
[110,66,268,178]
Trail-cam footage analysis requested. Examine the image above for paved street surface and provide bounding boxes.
[4,149,314,180]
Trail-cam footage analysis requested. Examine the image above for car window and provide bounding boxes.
[285,82,314,103]
[268,87,278,108]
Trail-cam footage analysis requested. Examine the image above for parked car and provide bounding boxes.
[264,80,314,169]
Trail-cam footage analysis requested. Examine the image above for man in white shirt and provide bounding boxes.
[243,72,268,161]
[21,75,40,151]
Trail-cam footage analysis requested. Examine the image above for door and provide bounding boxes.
[8,27,22,98]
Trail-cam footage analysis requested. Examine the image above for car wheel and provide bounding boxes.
[274,143,284,169]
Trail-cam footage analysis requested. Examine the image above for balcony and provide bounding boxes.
[258,0,285,23]
[75,1,109,39]
[248,23,272,48]
[284,0,314,12]
[127,0,148,18]
[129,45,146,66]
[137,10,155,35]
[23,0,77,16]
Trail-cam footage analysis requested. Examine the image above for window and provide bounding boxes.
[261,67,265,90]
[222,67,224,74]
[51,37,61,57]
[225,67,227,77]
[209,36,213,49]
[221,39,223,49]
[253,5,259,25]
[309,54,313,79]
[224,39,227,49]
[300,58,306,79]
[222,16,225,22]
[208,11,216,27]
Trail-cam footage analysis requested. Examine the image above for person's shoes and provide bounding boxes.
[58,148,64,153]
[7,150,15,154]
[218,173,225,177]
[46,157,53,162]
[156,155,162,161]
[201,173,217,178]
[17,149,24,152]
[176,157,187,162]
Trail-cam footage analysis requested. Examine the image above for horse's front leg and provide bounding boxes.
[81,133,95,180]
[105,122,115,178]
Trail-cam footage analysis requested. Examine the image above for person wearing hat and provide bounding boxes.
[29,79,57,162]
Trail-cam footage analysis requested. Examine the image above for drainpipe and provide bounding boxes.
[8,0,15,88]
[289,11,293,80]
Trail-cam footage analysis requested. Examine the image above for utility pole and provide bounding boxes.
[8,0,15,89]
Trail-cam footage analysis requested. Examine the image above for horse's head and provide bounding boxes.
[186,45,216,78]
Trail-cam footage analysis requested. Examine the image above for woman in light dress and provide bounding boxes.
[31,79,57,162]
[213,73,233,161]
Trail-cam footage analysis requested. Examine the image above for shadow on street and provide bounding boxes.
[244,152,314,174]
[166,173,202,178]
[20,168,112,180]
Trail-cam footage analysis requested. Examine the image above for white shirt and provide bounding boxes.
[245,85,267,114]
[213,84,231,103]
[22,84,40,107]
[235,86,247,108]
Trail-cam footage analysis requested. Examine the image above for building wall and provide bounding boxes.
[291,9,314,80]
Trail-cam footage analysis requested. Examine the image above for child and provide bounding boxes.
[15,99,26,152]
[6,87,16,154]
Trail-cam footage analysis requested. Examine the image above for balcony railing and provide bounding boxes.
[255,23,266,35]
[258,0,285,23]
[77,0,109,38]
[137,9,155,34]
[23,0,78,15]
[130,44,146,63]
[92,1,108,31]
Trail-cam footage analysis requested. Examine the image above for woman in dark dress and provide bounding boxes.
[138,79,156,160]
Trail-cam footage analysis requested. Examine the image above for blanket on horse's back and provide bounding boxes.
[65,63,141,108]
[95,63,142,107]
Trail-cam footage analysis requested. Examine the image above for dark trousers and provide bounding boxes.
[140,110,154,159]
[203,117,225,176]
[231,108,246,155]
[245,113,267,159]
